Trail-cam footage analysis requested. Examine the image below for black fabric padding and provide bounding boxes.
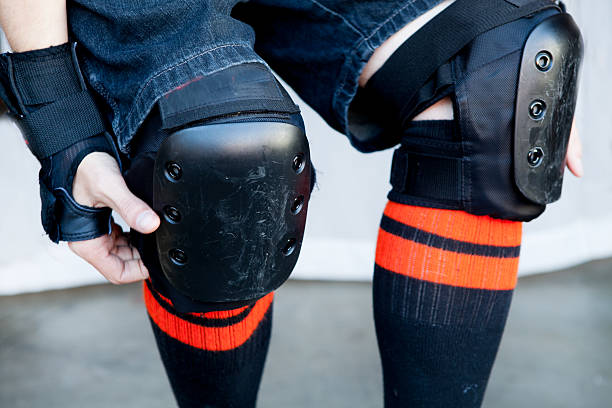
[364,0,559,126]
[19,91,106,159]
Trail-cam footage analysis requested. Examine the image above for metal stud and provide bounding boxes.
[165,162,182,181]
[529,100,546,120]
[291,195,305,215]
[282,238,297,256]
[527,147,544,168]
[169,248,188,265]
[292,154,305,174]
[164,205,181,223]
[535,51,553,72]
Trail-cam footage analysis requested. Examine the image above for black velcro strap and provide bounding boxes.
[9,44,82,106]
[390,149,463,204]
[158,63,299,130]
[366,0,559,125]
[20,91,106,159]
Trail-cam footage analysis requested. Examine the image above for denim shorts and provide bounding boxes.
[67,0,443,153]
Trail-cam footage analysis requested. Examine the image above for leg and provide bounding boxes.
[67,1,312,404]
[368,5,519,404]
[362,2,582,406]
[373,203,521,407]
[235,1,581,406]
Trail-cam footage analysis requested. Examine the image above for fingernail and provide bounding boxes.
[137,211,157,231]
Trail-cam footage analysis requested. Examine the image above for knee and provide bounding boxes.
[355,3,583,222]
[126,62,313,306]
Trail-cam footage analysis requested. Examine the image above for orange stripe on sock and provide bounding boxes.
[384,201,522,247]
[375,228,519,290]
[144,284,273,351]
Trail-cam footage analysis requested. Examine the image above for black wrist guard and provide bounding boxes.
[0,43,119,242]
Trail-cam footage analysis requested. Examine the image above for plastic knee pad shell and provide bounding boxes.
[354,0,583,221]
[513,14,582,205]
[149,63,311,303]
[154,122,311,303]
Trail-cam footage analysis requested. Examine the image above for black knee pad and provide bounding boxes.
[125,63,312,311]
[352,0,583,221]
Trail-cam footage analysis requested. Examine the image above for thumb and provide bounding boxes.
[100,174,160,234]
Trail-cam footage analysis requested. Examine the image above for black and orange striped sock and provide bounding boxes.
[373,201,522,408]
[143,280,273,408]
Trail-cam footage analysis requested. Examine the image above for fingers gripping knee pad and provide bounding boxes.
[150,63,311,303]
[354,0,583,221]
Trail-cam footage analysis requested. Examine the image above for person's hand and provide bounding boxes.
[566,120,583,178]
[68,152,160,284]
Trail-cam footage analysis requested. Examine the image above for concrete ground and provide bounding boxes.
[1,259,611,408]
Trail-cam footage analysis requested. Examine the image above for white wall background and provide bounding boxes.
[1,0,611,295]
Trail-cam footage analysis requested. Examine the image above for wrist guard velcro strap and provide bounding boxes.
[1,43,106,160]
[0,43,117,242]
